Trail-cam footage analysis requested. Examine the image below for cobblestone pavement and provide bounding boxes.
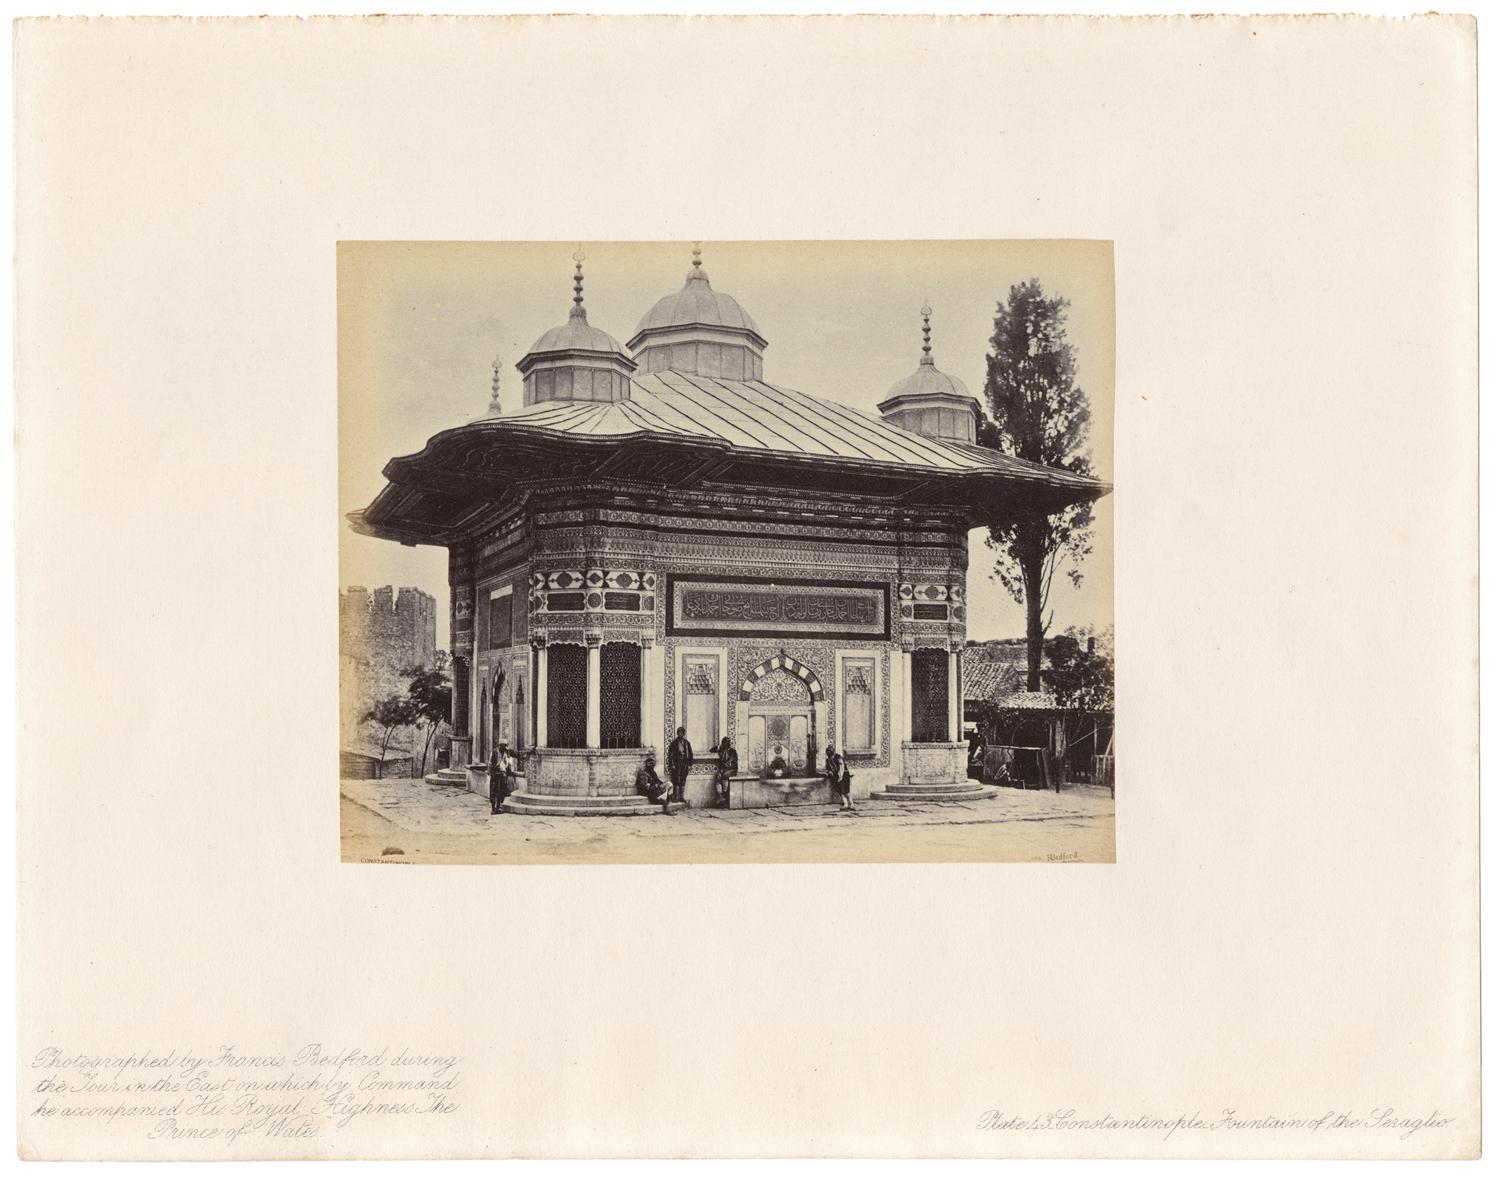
[341,778,1115,865]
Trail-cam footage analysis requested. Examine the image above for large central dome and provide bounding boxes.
[628,246,768,381]
[634,268,761,338]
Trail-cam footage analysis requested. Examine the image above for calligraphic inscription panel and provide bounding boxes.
[666,576,889,640]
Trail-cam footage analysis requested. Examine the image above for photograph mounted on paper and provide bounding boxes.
[339,240,1114,864]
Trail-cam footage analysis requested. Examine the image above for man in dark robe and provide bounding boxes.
[488,742,516,814]
[825,744,853,811]
[666,726,694,803]
[712,735,738,807]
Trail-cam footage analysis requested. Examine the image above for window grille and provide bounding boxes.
[488,593,513,648]
[546,644,587,748]
[511,589,526,640]
[479,688,489,759]
[600,643,642,749]
[911,648,950,743]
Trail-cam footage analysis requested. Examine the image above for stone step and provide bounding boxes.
[502,791,661,817]
[424,770,468,788]
[871,782,997,803]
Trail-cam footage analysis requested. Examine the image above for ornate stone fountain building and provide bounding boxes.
[350,248,1107,814]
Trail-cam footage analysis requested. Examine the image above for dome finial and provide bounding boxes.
[684,241,710,286]
[570,246,587,318]
[488,354,503,414]
[920,301,934,365]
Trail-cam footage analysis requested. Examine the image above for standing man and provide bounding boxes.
[712,735,738,808]
[825,744,853,812]
[489,742,516,815]
[667,726,694,804]
[966,729,987,782]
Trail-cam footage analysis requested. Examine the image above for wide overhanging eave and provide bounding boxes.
[351,419,1111,541]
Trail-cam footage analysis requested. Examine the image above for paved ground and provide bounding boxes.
[340,777,1115,865]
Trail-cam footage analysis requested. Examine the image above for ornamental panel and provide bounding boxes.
[667,575,889,640]
[749,668,811,704]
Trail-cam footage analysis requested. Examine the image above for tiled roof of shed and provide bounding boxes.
[963,648,1112,711]
[475,371,1084,480]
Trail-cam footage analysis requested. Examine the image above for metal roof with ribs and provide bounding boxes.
[351,370,1109,544]
[477,371,1071,476]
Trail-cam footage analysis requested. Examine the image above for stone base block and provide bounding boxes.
[449,736,473,768]
[899,741,970,787]
[872,780,996,803]
[729,775,833,809]
[661,800,689,815]
[424,768,468,789]
[503,791,660,817]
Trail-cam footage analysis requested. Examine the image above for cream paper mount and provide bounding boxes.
[13,13,1478,1160]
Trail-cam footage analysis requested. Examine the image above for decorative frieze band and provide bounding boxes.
[529,569,658,615]
[897,578,965,623]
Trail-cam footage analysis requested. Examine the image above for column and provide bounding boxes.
[448,657,472,768]
[647,640,665,756]
[534,643,549,749]
[585,639,602,749]
[451,659,470,738]
[899,643,914,743]
[947,647,961,743]
[638,638,653,750]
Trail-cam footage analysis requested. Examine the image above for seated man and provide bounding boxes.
[635,753,667,805]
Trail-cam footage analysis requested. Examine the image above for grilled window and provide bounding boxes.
[911,648,951,743]
[599,642,642,749]
[546,644,587,749]
[512,588,526,639]
[488,592,513,648]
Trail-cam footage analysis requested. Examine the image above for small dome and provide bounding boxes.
[634,265,761,337]
[527,308,628,357]
[884,358,972,401]
[515,252,635,408]
[877,304,978,444]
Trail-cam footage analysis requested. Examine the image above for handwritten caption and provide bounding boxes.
[978,1108,1456,1142]
[27,1044,461,1146]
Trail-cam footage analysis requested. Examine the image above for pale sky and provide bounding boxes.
[339,240,1114,644]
